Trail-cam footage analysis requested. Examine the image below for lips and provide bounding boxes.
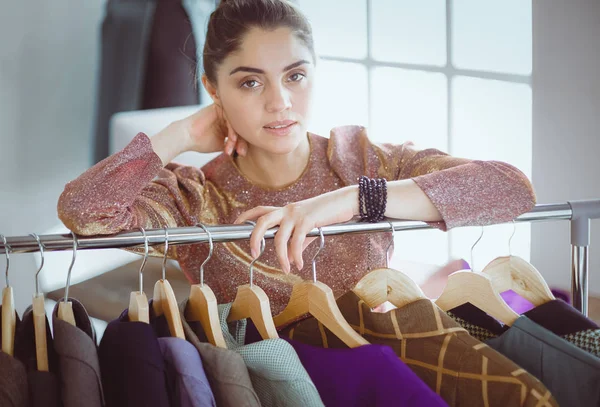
[263,120,296,129]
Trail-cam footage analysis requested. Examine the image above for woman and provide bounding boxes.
[58,0,536,316]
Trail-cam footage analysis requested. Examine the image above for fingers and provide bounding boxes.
[289,221,314,271]
[274,220,295,274]
[235,206,277,224]
[250,211,281,260]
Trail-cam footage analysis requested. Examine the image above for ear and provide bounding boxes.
[201,74,221,105]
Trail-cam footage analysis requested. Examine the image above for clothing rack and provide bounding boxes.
[2,200,600,316]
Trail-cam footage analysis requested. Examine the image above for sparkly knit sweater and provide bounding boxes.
[57,125,536,316]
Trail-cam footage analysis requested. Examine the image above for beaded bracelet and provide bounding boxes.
[358,176,387,222]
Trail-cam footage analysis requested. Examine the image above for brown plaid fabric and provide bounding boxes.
[280,292,557,407]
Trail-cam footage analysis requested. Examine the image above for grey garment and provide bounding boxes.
[178,299,262,407]
[52,298,104,407]
[219,303,325,407]
[158,337,216,407]
[0,351,29,407]
[487,316,600,407]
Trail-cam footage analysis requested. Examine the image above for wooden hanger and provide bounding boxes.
[128,228,149,323]
[30,234,49,371]
[435,227,519,326]
[228,221,279,340]
[1,235,16,356]
[482,222,554,306]
[58,232,77,326]
[185,223,226,348]
[152,228,185,339]
[353,222,428,309]
[273,228,369,348]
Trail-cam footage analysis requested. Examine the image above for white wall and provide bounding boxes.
[531,0,600,295]
[0,1,106,312]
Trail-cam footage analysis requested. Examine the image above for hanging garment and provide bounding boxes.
[448,299,600,358]
[14,305,61,407]
[158,337,217,407]
[280,292,557,407]
[487,316,600,407]
[98,309,170,407]
[93,0,207,163]
[177,299,261,407]
[217,303,324,407]
[52,298,104,407]
[0,306,29,407]
[59,128,536,317]
[283,337,448,407]
[244,319,446,406]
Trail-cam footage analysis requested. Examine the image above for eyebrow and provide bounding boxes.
[229,60,310,75]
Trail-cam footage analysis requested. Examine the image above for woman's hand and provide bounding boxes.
[181,103,249,156]
[234,186,359,273]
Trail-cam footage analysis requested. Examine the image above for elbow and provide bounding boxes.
[490,160,537,217]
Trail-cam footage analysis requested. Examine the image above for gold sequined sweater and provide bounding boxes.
[57,125,536,316]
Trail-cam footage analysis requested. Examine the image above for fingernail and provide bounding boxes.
[251,248,257,259]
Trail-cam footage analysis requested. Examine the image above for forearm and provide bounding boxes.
[150,120,192,166]
[343,179,442,222]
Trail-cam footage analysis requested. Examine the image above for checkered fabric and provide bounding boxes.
[280,292,557,407]
[218,303,324,407]
[563,329,600,358]
[448,312,600,359]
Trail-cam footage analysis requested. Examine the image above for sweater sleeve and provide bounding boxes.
[327,125,536,231]
[57,133,208,257]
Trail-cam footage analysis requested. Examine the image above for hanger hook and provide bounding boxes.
[244,221,265,288]
[386,221,396,268]
[64,232,78,303]
[162,227,169,281]
[1,235,11,288]
[508,220,516,257]
[311,228,325,283]
[29,233,45,296]
[195,222,214,286]
[470,226,485,272]
[137,227,149,294]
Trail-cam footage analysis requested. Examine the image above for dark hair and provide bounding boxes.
[203,0,316,85]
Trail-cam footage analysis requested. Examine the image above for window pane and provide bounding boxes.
[371,0,446,66]
[451,76,532,177]
[450,76,533,265]
[297,0,367,59]
[371,67,447,150]
[307,60,369,137]
[452,0,532,75]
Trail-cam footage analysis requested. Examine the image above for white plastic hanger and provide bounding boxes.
[482,221,554,306]
[435,227,519,326]
[57,232,77,326]
[353,222,427,309]
[128,227,149,323]
[228,221,279,340]
[30,234,49,371]
[185,223,227,348]
[273,228,369,348]
[152,227,185,339]
[1,235,16,356]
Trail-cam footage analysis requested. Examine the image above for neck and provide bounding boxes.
[235,135,311,188]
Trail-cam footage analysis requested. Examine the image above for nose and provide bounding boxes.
[265,83,291,113]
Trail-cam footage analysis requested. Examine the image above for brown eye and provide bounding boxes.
[288,72,306,82]
[241,80,260,89]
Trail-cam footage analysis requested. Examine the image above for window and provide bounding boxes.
[297,0,533,279]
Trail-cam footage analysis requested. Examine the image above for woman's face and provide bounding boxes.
[208,26,315,155]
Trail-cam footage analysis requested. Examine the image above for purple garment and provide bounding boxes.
[158,337,217,407]
[282,337,448,407]
[500,289,571,314]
